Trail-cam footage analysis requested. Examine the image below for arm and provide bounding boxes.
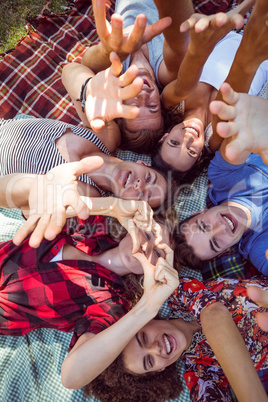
[62,52,143,133]
[201,302,267,402]
[154,0,193,86]
[61,246,179,389]
[82,0,171,72]
[210,82,268,164]
[210,0,267,152]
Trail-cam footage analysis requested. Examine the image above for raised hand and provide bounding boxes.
[13,156,104,248]
[134,244,179,311]
[92,0,171,61]
[210,82,268,163]
[85,52,143,131]
[180,11,244,56]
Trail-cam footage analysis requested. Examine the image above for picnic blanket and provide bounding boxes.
[0,1,266,401]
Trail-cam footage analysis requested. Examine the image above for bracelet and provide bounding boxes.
[76,76,92,113]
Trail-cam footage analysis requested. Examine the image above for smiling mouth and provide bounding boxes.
[163,334,175,355]
[124,172,132,188]
[221,214,236,233]
[143,79,151,88]
[185,127,199,138]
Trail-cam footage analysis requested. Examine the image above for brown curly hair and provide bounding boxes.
[84,354,183,402]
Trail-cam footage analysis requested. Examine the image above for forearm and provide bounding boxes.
[0,173,34,209]
[201,302,267,402]
[161,49,207,108]
[61,296,157,389]
[61,62,95,127]
[154,0,193,74]
[82,43,111,72]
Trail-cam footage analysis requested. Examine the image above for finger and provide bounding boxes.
[210,13,228,29]
[119,65,140,87]
[119,77,143,99]
[44,208,66,241]
[220,82,240,105]
[157,243,174,266]
[142,16,171,43]
[75,156,104,178]
[180,14,201,32]
[110,14,124,51]
[153,223,163,246]
[28,214,52,248]
[126,14,147,49]
[216,121,239,138]
[210,100,237,121]
[260,150,268,166]
[92,0,110,38]
[256,312,268,332]
[13,215,41,245]
[230,14,244,30]
[90,118,106,132]
[109,51,123,77]
[247,286,268,308]
[133,252,153,273]
[225,139,245,162]
[194,16,211,32]
[128,224,140,253]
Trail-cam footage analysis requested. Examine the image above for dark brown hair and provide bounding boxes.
[117,114,165,155]
[84,354,182,402]
[173,215,204,270]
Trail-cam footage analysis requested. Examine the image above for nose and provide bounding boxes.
[134,178,143,190]
[136,90,150,106]
[147,340,162,355]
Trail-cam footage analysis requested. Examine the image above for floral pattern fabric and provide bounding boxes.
[168,277,268,401]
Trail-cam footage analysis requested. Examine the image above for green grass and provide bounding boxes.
[0,0,69,55]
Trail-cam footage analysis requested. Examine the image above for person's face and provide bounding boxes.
[119,224,171,274]
[123,320,188,374]
[182,205,249,260]
[111,160,167,208]
[160,118,205,172]
[123,70,162,132]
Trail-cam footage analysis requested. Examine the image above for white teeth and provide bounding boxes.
[186,127,198,137]
[224,216,234,231]
[164,334,171,354]
[124,173,131,188]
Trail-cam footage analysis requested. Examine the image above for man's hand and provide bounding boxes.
[92,0,171,61]
[210,82,268,163]
[86,52,143,131]
[13,156,104,248]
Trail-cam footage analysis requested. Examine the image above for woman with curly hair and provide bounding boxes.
[62,248,268,402]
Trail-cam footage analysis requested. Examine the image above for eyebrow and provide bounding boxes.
[136,334,147,371]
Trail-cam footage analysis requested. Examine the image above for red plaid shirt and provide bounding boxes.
[0,215,130,348]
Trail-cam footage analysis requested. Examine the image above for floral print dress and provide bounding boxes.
[168,277,268,401]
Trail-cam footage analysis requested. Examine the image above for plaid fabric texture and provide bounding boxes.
[0,0,264,401]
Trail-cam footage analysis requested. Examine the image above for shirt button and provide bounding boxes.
[35,267,39,271]
[54,245,58,250]
[73,241,77,246]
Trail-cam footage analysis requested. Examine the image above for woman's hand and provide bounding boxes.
[247,286,268,332]
[13,156,104,248]
[210,83,268,163]
[85,52,143,131]
[91,0,171,62]
[180,11,244,57]
[134,244,179,313]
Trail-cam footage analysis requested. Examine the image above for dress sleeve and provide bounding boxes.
[168,278,223,322]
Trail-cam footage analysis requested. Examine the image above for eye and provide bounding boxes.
[168,140,179,147]
[142,332,148,345]
[146,173,151,183]
[147,354,154,369]
[213,237,220,249]
[201,220,208,230]
[188,148,198,157]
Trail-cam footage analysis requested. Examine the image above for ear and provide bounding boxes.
[156,367,165,373]
[159,132,169,143]
[136,160,151,166]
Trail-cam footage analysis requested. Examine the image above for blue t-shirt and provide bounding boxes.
[208,151,268,274]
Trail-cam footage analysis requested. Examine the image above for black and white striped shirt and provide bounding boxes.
[0,118,111,196]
